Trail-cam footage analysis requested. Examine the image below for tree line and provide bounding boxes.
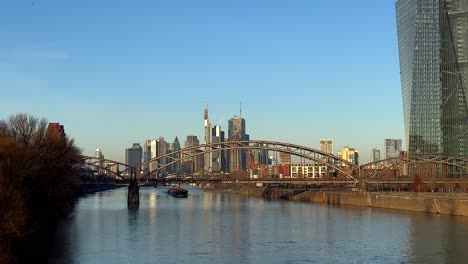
[0,113,82,263]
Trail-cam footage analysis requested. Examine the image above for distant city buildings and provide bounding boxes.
[211,125,226,173]
[204,107,212,173]
[371,148,381,163]
[290,164,327,178]
[185,135,202,174]
[228,115,249,172]
[125,143,142,168]
[166,137,181,174]
[338,146,359,165]
[320,139,333,154]
[385,139,402,159]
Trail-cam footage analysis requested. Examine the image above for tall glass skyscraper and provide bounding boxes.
[396,0,468,157]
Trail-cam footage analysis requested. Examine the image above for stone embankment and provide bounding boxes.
[212,186,468,217]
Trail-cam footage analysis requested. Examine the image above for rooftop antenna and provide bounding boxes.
[240,101,242,118]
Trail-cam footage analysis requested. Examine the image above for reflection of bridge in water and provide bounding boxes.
[80,140,468,207]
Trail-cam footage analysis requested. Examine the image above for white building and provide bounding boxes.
[290,164,327,178]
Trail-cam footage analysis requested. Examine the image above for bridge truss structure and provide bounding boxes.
[80,140,468,189]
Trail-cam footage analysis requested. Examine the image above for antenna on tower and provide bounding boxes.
[240,101,242,118]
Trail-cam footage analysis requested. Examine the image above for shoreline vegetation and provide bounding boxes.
[0,113,82,263]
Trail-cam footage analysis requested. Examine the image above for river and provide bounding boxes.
[49,186,468,264]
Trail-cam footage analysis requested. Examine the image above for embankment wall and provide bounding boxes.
[231,187,468,216]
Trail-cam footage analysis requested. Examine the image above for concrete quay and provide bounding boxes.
[214,187,468,217]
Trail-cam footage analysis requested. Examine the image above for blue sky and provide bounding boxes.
[0,0,403,164]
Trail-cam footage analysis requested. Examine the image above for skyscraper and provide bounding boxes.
[320,139,333,154]
[125,143,142,168]
[337,146,359,165]
[385,139,403,159]
[371,148,381,163]
[166,137,181,174]
[204,107,212,173]
[396,0,468,157]
[185,135,202,174]
[228,115,248,172]
[211,125,226,173]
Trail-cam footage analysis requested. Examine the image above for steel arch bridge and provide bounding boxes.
[81,140,361,181]
[136,140,361,181]
[80,140,468,185]
[360,155,468,180]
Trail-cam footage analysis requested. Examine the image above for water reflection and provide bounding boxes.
[49,187,468,264]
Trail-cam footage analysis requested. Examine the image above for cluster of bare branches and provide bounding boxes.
[0,113,82,262]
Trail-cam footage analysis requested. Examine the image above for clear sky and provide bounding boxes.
[0,0,403,164]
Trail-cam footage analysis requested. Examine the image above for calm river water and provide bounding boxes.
[49,187,468,264]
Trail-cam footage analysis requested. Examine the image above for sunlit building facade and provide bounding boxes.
[396,0,468,157]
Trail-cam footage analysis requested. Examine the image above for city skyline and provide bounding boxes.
[0,1,404,164]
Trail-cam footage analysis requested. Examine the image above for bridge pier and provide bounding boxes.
[127,167,139,208]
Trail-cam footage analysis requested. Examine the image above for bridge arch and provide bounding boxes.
[360,155,468,179]
[80,156,131,180]
[136,140,360,181]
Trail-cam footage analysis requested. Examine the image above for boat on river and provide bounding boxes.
[168,185,188,198]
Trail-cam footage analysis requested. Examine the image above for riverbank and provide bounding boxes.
[206,186,468,217]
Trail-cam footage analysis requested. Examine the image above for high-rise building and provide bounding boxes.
[143,140,152,173]
[157,137,167,175]
[385,139,403,159]
[185,135,202,174]
[125,143,142,168]
[204,107,212,173]
[320,139,333,154]
[94,148,104,173]
[396,0,468,157]
[337,146,359,165]
[211,125,226,173]
[371,148,381,163]
[166,137,181,174]
[228,115,248,172]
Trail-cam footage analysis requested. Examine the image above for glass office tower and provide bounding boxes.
[396,0,468,157]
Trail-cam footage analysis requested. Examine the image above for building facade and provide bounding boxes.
[211,125,226,173]
[290,164,327,178]
[385,139,403,159]
[371,148,381,163]
[320,139,333,154]
[125,143,142,168]
[337,146,359,165]
[185,135,203,174]
[204,107,212,173]
[228,115,249,172]
[396,0,468,157]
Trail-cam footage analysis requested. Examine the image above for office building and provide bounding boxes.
[371,148,381,163]
[125,143,142,168]
[320,139,333,154]
[337,146,359,165]
[185,135,203,174]
[385,139,403,159]
[228,115,249,172]
[204,107,212,173]
[396,0,468,157]
[211,125,226,173]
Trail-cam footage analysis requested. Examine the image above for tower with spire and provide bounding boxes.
[204,104,212,173]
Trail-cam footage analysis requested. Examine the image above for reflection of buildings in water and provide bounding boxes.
[408,215,468,263]
[148,192,157,209]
